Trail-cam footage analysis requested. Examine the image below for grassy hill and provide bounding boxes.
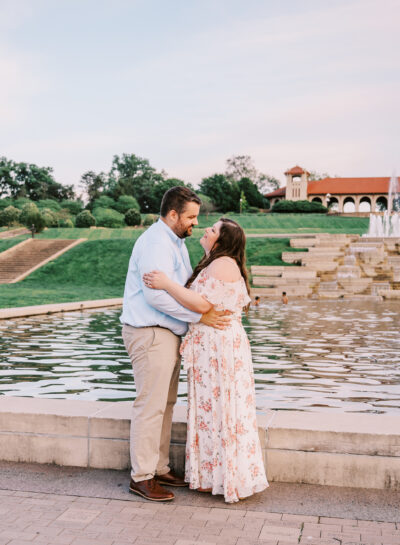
[36,213,369,241]
[0,235,29,253]
[0,237,299,308]
[0,213,369,308]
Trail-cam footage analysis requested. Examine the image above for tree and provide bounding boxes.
[19,204,46,232]
[107,153,165,212]
[0,157,18,198]
[308,171,330,181]
[225,154,280,196]
[0,157,73,201]
[198,193,216,217]
[20,202,40,225]
[80,171,107,207]
[199,174,240,213]
[0,206,20,227]
[238,177,267,208]
[150,178,187,214]
[239,191,248,213]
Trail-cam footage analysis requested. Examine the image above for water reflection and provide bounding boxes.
[0,301,399,413]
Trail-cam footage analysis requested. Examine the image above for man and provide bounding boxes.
[121,186,230,502]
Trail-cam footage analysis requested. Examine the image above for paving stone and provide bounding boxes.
[174,540,217,545]
[56,508,101,524]
[245,512,282,521]
[259,524,300,540]
[281,514,318,523]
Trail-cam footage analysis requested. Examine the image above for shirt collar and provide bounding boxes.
[157,218,184,248]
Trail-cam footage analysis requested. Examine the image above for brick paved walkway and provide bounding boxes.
[0,489,399,545]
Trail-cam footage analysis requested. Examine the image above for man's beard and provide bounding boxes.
[176,223,193,238]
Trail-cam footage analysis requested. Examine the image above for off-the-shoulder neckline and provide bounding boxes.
[200,267,244,284]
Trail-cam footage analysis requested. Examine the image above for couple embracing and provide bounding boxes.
[121,186,268,504]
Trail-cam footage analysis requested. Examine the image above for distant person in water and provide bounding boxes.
[282,292,288,304]
[253,296,260,307]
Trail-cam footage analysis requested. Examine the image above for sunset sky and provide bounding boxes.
[1,0,399,192]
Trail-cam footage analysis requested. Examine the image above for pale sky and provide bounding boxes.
[1,0,399,194]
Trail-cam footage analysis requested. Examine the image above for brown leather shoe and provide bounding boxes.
[129,477,174,501]
[155,470,188,487]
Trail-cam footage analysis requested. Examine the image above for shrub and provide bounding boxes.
[20,202,39,224]
[142,213,157,226]
[37,199,61,212]
[13,198,32,210]
[93,207,125,228]
[125,208,142,226]
[41,208,59,227]
[247,206,259,214]
[23,211,46,233]
[92,196,115,210]
[0,206,21,227]
[0,198,13,210]
[76,210,96,227]
[271,200,328,214]
[60,200,84,215]
[61,218,74,228]
[113,195,140,214]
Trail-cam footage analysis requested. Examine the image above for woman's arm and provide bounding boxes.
[143,271,212,314]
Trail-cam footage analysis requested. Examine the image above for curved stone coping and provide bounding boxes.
[0,298,123,320]
[0,396,399,490]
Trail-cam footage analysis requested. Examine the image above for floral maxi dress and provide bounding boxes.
[180,268,269,503]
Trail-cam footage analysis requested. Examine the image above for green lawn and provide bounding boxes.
[35,214,369,241]
[0,237,299,308]
[198,213,369,233]
[0,235,29,253]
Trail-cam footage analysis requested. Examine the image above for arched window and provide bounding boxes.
[359,197,371,213]
[375,196,387,211]
[328,197,339,211]
[343,197,355,213]
[311,197,322,203]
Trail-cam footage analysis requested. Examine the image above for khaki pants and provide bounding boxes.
[122,324,181,482]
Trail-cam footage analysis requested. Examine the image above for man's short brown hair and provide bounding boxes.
[160,186,201,217]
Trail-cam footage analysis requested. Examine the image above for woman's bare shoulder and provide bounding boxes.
[206,257,241,282]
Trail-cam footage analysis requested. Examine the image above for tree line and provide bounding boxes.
[0,154,279,215]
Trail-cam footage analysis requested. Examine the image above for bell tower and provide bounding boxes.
[285,166,309,201]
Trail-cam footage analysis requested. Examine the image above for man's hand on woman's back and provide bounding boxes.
[200,307,232,330]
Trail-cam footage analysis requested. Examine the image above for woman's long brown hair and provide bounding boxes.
[186,218,251,302]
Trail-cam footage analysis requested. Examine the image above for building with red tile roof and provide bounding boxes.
[265,166,393,213]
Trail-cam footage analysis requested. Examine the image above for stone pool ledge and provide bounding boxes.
[0,397,399,490]
[0,298,123,320]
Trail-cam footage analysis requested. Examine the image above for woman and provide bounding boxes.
[143,218,268,503]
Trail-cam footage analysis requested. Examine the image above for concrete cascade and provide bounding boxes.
[251,234,400,299]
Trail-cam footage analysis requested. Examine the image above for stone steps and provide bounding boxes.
[0,239,82,283]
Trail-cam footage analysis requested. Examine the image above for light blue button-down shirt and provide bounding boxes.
[120,219,201,335]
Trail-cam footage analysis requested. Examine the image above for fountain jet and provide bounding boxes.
[365,174,400,237]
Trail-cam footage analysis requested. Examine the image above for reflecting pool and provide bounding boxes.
[0,300,399,413]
